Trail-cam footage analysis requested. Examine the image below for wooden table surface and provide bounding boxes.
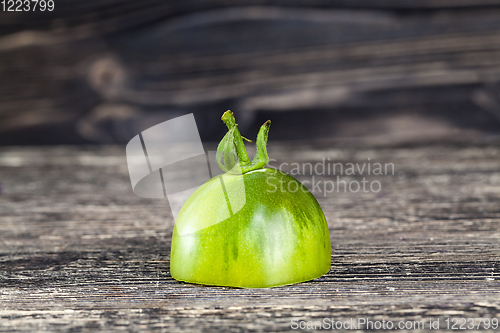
[0,143,499,332]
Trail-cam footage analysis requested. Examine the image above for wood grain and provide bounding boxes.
[2,2,500,143]
[0,144,499,331]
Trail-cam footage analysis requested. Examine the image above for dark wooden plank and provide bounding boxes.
[0,144,499,331]
[2,4,500,144]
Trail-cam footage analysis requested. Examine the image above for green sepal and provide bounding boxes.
[216,111,271,174]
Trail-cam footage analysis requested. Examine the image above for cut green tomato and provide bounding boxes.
[170,167,331,288]
[170,110,331,288]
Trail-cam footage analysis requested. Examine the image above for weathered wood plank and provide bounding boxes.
[2,4,500,143]
[0,144,499,331]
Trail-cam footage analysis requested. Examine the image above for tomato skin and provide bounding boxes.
[170,168,331,288]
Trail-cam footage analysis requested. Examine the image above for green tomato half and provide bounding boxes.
[170,167,331,288]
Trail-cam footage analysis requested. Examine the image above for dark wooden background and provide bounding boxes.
[2,0,500,144]
[1,1,500,331]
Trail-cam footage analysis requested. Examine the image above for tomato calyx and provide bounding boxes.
[216,110,271,174]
